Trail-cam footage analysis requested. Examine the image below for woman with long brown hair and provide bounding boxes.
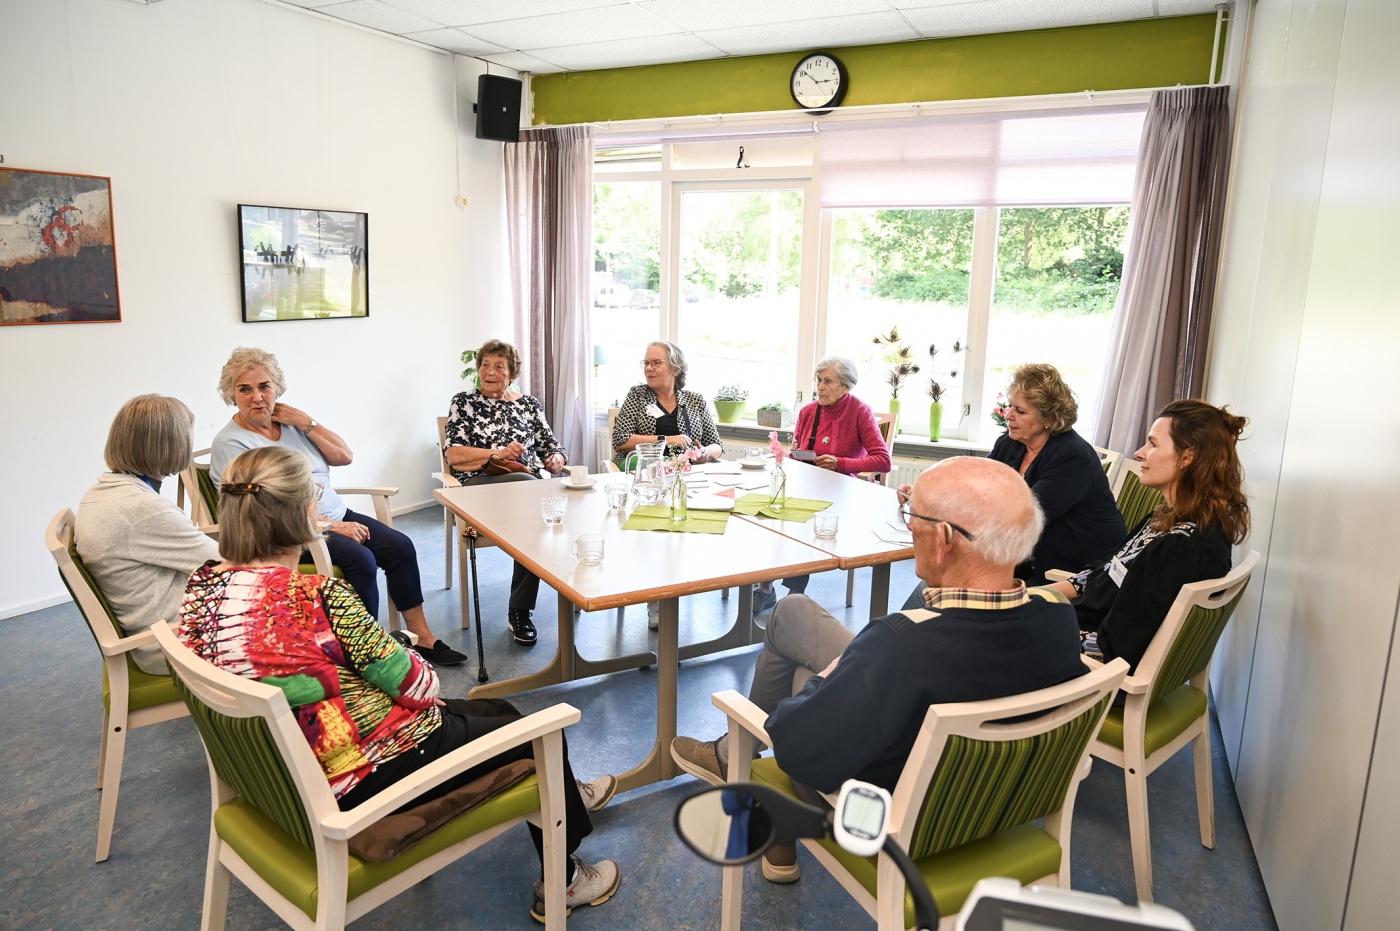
[1049,399,1250,671]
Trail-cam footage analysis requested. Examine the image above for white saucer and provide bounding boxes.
[561,477,598,489]
[739,458,769,469]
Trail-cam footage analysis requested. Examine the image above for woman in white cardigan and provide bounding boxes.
[75,395,218,674]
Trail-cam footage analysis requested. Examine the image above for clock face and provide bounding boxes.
[790,53,847,111]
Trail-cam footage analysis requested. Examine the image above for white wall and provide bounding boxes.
[0,0,513,618]
[1205,0,1400,928]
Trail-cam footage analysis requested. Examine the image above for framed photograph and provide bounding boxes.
[0,167,121,326]
[238,204,368,322]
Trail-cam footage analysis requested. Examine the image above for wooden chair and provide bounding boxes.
[434,416,501,630]
[45,508,190,862]
[151,623,577,930]
[1090,549,1260,903]
[711,656,1130,930]
[1111,459,1164,532]
[1092,445,1122,485]
[178,448,402,631]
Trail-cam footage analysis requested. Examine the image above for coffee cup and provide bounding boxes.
[569,534,605,565]
[815,513,839,539]
[567,465,590,485]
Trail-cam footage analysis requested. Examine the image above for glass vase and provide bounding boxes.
[769,462,787,511]
[670,473,688,522]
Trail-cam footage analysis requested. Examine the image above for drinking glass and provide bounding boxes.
[569,534,605,565]
[605,483,630,509]
[815,513,839,539]
[540,495,567,525]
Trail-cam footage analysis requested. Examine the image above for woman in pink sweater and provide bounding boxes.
[755,356,892,607]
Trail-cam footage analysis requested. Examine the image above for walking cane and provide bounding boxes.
[467,529,489,682]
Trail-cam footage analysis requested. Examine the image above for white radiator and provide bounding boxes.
[889,459,932,489]
[595,425,613,471]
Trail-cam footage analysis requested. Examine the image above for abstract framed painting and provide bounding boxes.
[237,204,368,322]
[0,167,121,326]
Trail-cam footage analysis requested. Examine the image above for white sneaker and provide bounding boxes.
[647,601,660,630]
[530,854,621,922]
[577,774,617,812]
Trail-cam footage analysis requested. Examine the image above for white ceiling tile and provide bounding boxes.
[464,6,681,50]
[277,0,342,8]
[386,0,622,28]
[400,27,509,55]
[639,0,895,33]
[478,50,571,74]
[532,34,729,72]
[900,0,1155,39]
[697,12,920,57]
[311,1,441,34]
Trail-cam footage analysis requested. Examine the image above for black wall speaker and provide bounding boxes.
[476,74,522,143]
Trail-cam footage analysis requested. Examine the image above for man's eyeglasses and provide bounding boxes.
[898,501,976,542]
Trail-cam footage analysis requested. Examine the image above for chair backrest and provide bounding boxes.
[1139,550,1260,706]
[46,508,127,649]
[607,406,620,464]
[153,623,329,851]
[898,658,1129,860]
[873,411,897,450]
[435,416,462,488]
[179,447,220,528]
[1111,459,1164,530]
[1092,445,1122,483]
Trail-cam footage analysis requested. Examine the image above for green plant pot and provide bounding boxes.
[928,402,944,442]
[888,398,902,420]
[714,399,745,423]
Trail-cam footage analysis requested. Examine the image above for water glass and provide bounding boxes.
[815,513,839,539]
[605,483,630,509]
[745,446,763,461]
[540,495,567,525]
[569,534,605,565]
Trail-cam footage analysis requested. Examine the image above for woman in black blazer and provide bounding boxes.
[987,363,1125,585]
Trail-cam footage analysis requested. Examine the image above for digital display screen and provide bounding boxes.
[841,790,885,838]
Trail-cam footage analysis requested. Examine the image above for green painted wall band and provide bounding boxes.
[532,15,1220,126]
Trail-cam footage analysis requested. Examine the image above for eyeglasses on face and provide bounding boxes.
[898,501,976,542]
[640,359,667,369]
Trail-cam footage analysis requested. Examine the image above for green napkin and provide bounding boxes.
[623,505,731,534]
[731,493,832,522]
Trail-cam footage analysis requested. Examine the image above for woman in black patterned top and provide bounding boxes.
[444,339,566,645]
[611,340,723,468]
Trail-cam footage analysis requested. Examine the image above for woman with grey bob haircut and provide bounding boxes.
[611,339,723,466]
[76,395,220,674]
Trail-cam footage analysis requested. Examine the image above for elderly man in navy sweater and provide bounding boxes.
[670,456,1087,883]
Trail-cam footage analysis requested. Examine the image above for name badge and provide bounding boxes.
[645,403,664,418]
[1108,555,1128,588]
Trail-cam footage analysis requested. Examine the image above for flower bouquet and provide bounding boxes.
[664,446,705,522]
[990,393,1012,429]
[768,431,788,510]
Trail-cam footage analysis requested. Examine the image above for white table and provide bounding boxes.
[434,476,839,791]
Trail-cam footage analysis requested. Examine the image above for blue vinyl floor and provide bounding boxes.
[0,506,1276,929]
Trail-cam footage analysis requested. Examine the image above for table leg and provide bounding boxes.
[616,596,680,792]
[467,592,658,699]
[677,583,761,661]
[868,562,892,618]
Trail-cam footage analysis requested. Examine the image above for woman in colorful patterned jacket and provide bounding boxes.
[177,446,620,921]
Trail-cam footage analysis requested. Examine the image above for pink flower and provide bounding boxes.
[768,431,788,464]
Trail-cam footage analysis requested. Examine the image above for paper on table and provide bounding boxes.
[699,460,742,474]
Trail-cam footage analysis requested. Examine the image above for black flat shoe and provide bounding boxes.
[414,639,467,666]
[509,609,538,645]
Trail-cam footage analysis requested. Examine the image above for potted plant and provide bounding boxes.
[713,384,748,423]
[459,349,480,388]
[873,327,920,419]
[756,401,792,429]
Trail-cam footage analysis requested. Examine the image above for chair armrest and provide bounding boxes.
[321,703,582,839]
[1118,674,1150,695]
[101,624,163,657]
[1043,569,1074,582]
[711,689,771,748]
[432,471,463,489]
[335,486,399,526]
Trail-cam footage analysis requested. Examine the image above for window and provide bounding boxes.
[591,107,1138,443]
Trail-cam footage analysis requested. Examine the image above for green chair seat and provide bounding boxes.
[214,775,542,919]
[1096,684,1207,758]
[102,655,183,714]
[752,758,1062,925]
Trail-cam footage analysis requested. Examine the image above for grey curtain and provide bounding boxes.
[504,125,594,461]
[1093,86,1231,451]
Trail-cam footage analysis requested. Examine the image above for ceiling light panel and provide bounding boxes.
[531,33,728,72]
[465,5,681,49]
[387,0,620,28]
[313,1,440,34]
[400,27,509,55]
[698,11,919,57]
[640,0,894,33]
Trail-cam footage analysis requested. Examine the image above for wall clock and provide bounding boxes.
[790,52,848,113]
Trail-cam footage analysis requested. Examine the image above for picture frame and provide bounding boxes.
[238,204,368,322]
[0,167,121,326]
